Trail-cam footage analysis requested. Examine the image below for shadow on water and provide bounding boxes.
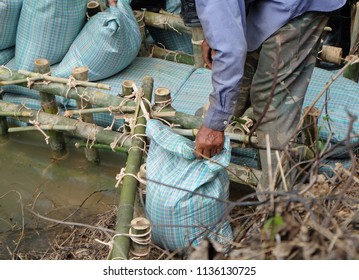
[0,131,126,259]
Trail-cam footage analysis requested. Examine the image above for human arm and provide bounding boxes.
[108,0,117,7]
[195,0,248,158]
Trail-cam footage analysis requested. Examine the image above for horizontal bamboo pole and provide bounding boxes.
[172,127,258,144]
[143,10,192,35]
[18,70,111,90]
[0,111,34,117]
[74,142,128,154]
[0,100,132,149]
[150,45,195,65]
[8,125,76,133]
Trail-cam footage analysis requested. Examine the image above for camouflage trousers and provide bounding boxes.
[234,12,329,199]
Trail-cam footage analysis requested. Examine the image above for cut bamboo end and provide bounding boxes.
[87,1,102,18]
[130,217,151,259]
[153,87,174,111]
[121,80,135,97]
[320,45,343,65]
[34,58,50,68]
[72,66,89,78]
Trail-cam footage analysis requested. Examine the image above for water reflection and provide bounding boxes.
[0,132,125,259]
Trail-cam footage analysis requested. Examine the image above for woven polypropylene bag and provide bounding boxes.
[15,0,87,71]
[145,119,233,251]
[53,3,141,81]
[0,47,15,65]
[0,0,23,50]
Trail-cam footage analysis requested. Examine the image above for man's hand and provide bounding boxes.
[195,124,224,159]
[108,0,117,7]
[201,40,216,69]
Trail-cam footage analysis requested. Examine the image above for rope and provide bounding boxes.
[191,39,204,46]
[65,75,79,98]
[154,14,182,34]
[29,110,50,144]
[115,167,145,188]
[0,65,13,76]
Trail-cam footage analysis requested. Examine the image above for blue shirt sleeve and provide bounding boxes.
[196,0,247,131]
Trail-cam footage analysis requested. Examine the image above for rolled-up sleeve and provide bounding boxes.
[196,0,247,131]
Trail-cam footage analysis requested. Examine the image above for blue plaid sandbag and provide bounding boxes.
[15,0,87,70]
[145,119,233,252]
[0,47,15,65]
[304,67,359,144]
[53,3,141,81]
[0,0,23,50]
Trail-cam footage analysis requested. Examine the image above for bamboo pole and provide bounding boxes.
[0,100,132,149]
[109,76,153,260]
[8,125,76,133]
[74,142,128,154]
[87,1,102,19]
[0,89,8,141]
[73,66,100,164]
[129,217,151,259]
[344,3,359,82]
[150,45,195,65]
[135,10,151,57]
[17,70,111,90]
[191,26,205,68]
[35,58,67,159]
[143,10,192,35]
[302,106,320,150]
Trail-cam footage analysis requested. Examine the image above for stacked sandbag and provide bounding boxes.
[53,2,141,81]
[0,0,23,50]
[145,119,233,251]
[15,0,87,71]
[0,47,15,65]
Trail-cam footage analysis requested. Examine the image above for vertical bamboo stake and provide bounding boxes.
[129,217,151,260]
[87,1,102,19]
[191,26,205,68]
[109,76,153,260]
[152,87,175,112]
[121,80,135,97]
[73,66,100,164]
[134,10,150,57]
[302,106,320,150]
[0,90,8,142]
[344,3,359,82]
[35,58,67,158]
[121,80,135,133]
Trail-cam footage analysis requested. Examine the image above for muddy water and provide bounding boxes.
[0,132,126,258]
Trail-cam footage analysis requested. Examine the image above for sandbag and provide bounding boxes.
[15,0,87,71]
[304,67,359,143]
[145,119,233,251]
[0,47,15,65]
[53,2,141,81]
[0,0,23,50]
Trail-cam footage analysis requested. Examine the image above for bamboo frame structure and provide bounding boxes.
[0,100,132,149]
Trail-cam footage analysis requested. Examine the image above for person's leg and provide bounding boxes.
[233,51,259,118]
[181,0,201,27]
[250,12,329,199]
